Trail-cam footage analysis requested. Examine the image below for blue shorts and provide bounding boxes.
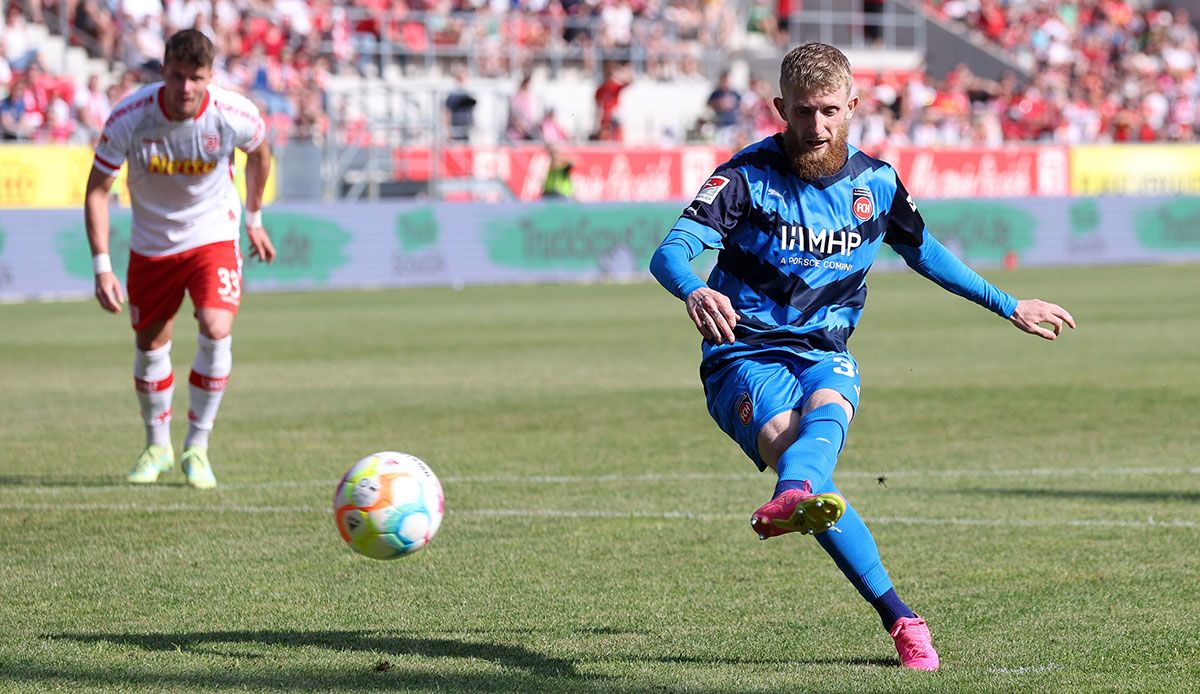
[704,352,861,471]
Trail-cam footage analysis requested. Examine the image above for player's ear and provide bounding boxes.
[773,96,787,123]
[846,95,859,119]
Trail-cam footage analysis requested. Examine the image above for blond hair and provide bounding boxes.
[779,43,853,96]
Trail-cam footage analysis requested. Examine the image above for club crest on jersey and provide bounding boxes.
[852,187,874,221]
[736,392,753,426]
[693,175,730,205]
[202,132,220,154]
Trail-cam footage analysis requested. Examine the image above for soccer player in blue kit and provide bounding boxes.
[649,43,1075,671]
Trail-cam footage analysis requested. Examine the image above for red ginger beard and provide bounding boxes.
[782,117,851,181]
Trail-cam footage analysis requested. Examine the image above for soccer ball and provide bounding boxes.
[333,452,444,559]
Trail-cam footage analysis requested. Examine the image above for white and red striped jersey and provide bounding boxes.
[94,82,266,257]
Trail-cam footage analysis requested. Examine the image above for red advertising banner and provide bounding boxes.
[880,145,1071,199]
[394,145,733,202]
[395,144,1072,201]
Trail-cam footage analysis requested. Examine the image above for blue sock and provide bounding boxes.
[870,589,916,630]
[772,403,848,498]
[810,482,895,602]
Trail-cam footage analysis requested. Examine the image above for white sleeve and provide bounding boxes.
[217,90,267,153]
[93,102,138,176]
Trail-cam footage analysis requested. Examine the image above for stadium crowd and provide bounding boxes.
[1,0,1198,148]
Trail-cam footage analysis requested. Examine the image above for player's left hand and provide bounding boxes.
[1010,299,1076,340]
[246,225,276,263]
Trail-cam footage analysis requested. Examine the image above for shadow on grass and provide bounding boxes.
[655,655,896,668]
[35,629,603,692]
[940,487,1200,503]
[0,474,126,488]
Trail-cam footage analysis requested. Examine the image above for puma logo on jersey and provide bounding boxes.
[778,225,863,256]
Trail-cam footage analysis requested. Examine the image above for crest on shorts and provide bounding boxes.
[736,392,753,426]
[852,187,874,221]
[202,132,221,154]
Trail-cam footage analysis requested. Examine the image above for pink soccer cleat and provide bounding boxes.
[890,615,940,671]
[749,482,846,540]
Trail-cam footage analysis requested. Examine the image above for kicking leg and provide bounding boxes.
[751,395,851,538]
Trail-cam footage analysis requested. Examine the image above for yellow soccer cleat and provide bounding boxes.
[180,446,217,489]
[127,444,175,484]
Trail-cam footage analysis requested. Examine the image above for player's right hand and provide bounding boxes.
[94,272,125,313]
[686,287,738,344]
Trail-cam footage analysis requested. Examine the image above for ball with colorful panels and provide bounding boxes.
[333,452,444,559]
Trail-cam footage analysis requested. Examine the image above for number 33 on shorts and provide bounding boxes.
[216,266,241,302]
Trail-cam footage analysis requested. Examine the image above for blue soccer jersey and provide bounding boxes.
[651,134,1017,378]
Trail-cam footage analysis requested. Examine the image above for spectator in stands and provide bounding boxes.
[73,74,110,144]
[743,75,786,142]
[746,0,781,48]
[0,38,11,89]
[291,88,327,144]
[593,60,631,141]
[4,6,40,72]
[0,80,32,140]
[541,145,575,199]
[506,72,539,141]
[443,63,477,142]
[540,106,572,144]
[706,71,743,145]
[126,14,167,75]
[74,0,118,63]
[598,0,634,52]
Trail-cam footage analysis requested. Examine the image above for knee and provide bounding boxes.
[200,325,232,341]
[802,388,853,422]
[196,310,234,341]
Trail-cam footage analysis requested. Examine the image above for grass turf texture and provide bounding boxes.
[1,264,1197,693]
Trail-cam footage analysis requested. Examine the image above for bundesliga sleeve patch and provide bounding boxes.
[852,187,874,221]
[693,175,731,205]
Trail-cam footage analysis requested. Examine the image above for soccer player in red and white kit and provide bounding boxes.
[84,30,275,488]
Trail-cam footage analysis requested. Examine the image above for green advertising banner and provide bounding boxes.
[1133,199,1200,251]
[919,201,1036,262]
[54,212,134,280]
[395,208,439,254]
[3,198,1197,301]
[241,212,353,283]
[484,203,678,271]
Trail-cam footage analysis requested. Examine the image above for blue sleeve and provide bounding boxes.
[891,230,1019,318]
[649,229,709,301]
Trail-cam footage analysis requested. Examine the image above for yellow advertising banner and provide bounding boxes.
[0,144,277,209]
[1071,144,1200,196]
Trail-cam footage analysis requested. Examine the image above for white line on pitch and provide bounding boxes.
[4,465,1197,495]
[988,663,1064,674]
[0,503,1196,530]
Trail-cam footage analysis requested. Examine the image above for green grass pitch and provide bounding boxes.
[1,263,1197,693]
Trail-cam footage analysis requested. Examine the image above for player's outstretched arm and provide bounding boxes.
[1009,299,1076,341]
[243,142,275,263]
[84,167,124,313]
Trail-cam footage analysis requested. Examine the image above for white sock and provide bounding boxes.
[185,334,232,450]
[134,341,174,448]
